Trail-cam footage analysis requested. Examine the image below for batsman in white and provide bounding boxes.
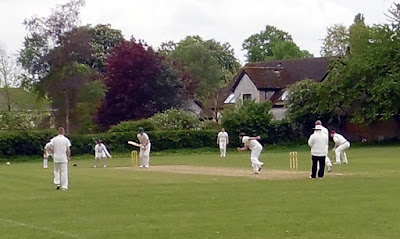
[237,133,264,174]
[217,128,229,157]
[330,130,350,164]
[315,120,333,172]
[137,127,151,168]
[50,127,71,191]
[43,141,53,169]
[94,139,112,168]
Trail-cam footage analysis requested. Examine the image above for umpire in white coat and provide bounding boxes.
[308,125,328,179]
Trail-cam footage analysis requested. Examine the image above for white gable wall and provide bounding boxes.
[233,74,260,102]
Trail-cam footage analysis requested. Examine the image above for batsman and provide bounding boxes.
[137,128,151,168]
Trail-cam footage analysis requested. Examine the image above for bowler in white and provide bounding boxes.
[237,133,264,174]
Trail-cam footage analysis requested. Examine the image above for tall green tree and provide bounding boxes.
[0,43,21,112]
[320,24,349,57]
[242,25,312,62]
[159,36,241,121]
[19,0,85,88]
[287,12,400,131]
[89,24,124,73]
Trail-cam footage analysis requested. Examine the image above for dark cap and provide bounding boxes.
[139,127,144,132]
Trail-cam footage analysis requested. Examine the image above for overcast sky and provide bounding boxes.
[0,0,396,64]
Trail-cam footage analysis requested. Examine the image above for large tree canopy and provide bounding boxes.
[159,36,241,121]
[320,24,349,57]
[96,39,189,128]
[287,10,400,132]
[242,25,312,62]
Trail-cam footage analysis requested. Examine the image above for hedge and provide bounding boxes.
[0,130,218,158]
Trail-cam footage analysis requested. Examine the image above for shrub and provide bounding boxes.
[108,119,157,133]
[222,101,273,146]
[0,130,54,158]
[151,109,201,130]
[0,129,218,158]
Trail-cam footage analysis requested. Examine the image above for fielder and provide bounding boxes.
[43,141,53,169]
[137,128,151,168]
[94,139,112,168]
[50,127,71,191]
[237,133,264,174]
[330,131,350,164]
[315,120,333,172]
[217,128,229,157]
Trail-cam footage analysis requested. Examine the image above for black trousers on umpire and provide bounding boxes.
[311,155,326,178]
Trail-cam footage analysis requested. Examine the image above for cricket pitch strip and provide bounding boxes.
[116,165,350,180]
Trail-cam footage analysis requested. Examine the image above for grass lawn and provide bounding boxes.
[1,145,400,239]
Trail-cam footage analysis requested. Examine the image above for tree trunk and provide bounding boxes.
[65,91,69,133]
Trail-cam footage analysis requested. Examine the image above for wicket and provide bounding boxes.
[131,151,138,167]
[289,151,298,170]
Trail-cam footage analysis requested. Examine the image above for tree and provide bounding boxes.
[287,13,400,132]
[320,24,349,57]
[242,25,312,62]
[272,41,313,60]
[386,3,400,31]
[96,39,189,128]
[19,0,86,88]
[0,43,21,111]
[89,24,124,73]
[159,36,241,121]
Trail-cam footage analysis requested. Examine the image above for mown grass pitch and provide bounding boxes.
[1,145,400,239]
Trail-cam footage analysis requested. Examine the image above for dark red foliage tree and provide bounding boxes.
[96,39,190,128]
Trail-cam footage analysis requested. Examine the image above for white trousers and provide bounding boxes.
[219,141,227,157]
[54,162,69,189]
[43,152,52,168]
[250,147,264,172]
[95,157,107,167]
[335,142,350,164]
[325,155,332,167]
[140,143,151,167]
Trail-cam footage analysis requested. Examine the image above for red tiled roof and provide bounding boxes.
[232,57,331,90]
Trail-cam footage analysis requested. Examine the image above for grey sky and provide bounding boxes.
[0,0,395,63]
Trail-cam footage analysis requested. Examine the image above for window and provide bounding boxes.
[280,90,289,101]
[224,93,236,104]
[243,94,252,100]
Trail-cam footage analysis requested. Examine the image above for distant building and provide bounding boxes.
[222,57,330,120]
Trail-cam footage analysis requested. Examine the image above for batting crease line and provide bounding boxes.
[0,218,81,238]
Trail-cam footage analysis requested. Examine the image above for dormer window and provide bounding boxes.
[243,94,252,100]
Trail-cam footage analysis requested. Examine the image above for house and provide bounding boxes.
[223,57,331,120]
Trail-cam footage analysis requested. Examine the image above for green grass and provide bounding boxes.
[1,145,400,238]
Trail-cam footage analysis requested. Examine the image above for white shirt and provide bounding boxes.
[333,133,348,145]
[50,135,71,163]
[217,132,229,143]
[137,133,150,150]
[95,143,111,158]
[308,131,328,156]
[242,136,262,150]
[44,142,53,157]
[44,142,52,151]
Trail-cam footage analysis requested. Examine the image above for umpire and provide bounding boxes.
[308,124,328,179]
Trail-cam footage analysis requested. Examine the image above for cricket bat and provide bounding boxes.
[127,141,141,147]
